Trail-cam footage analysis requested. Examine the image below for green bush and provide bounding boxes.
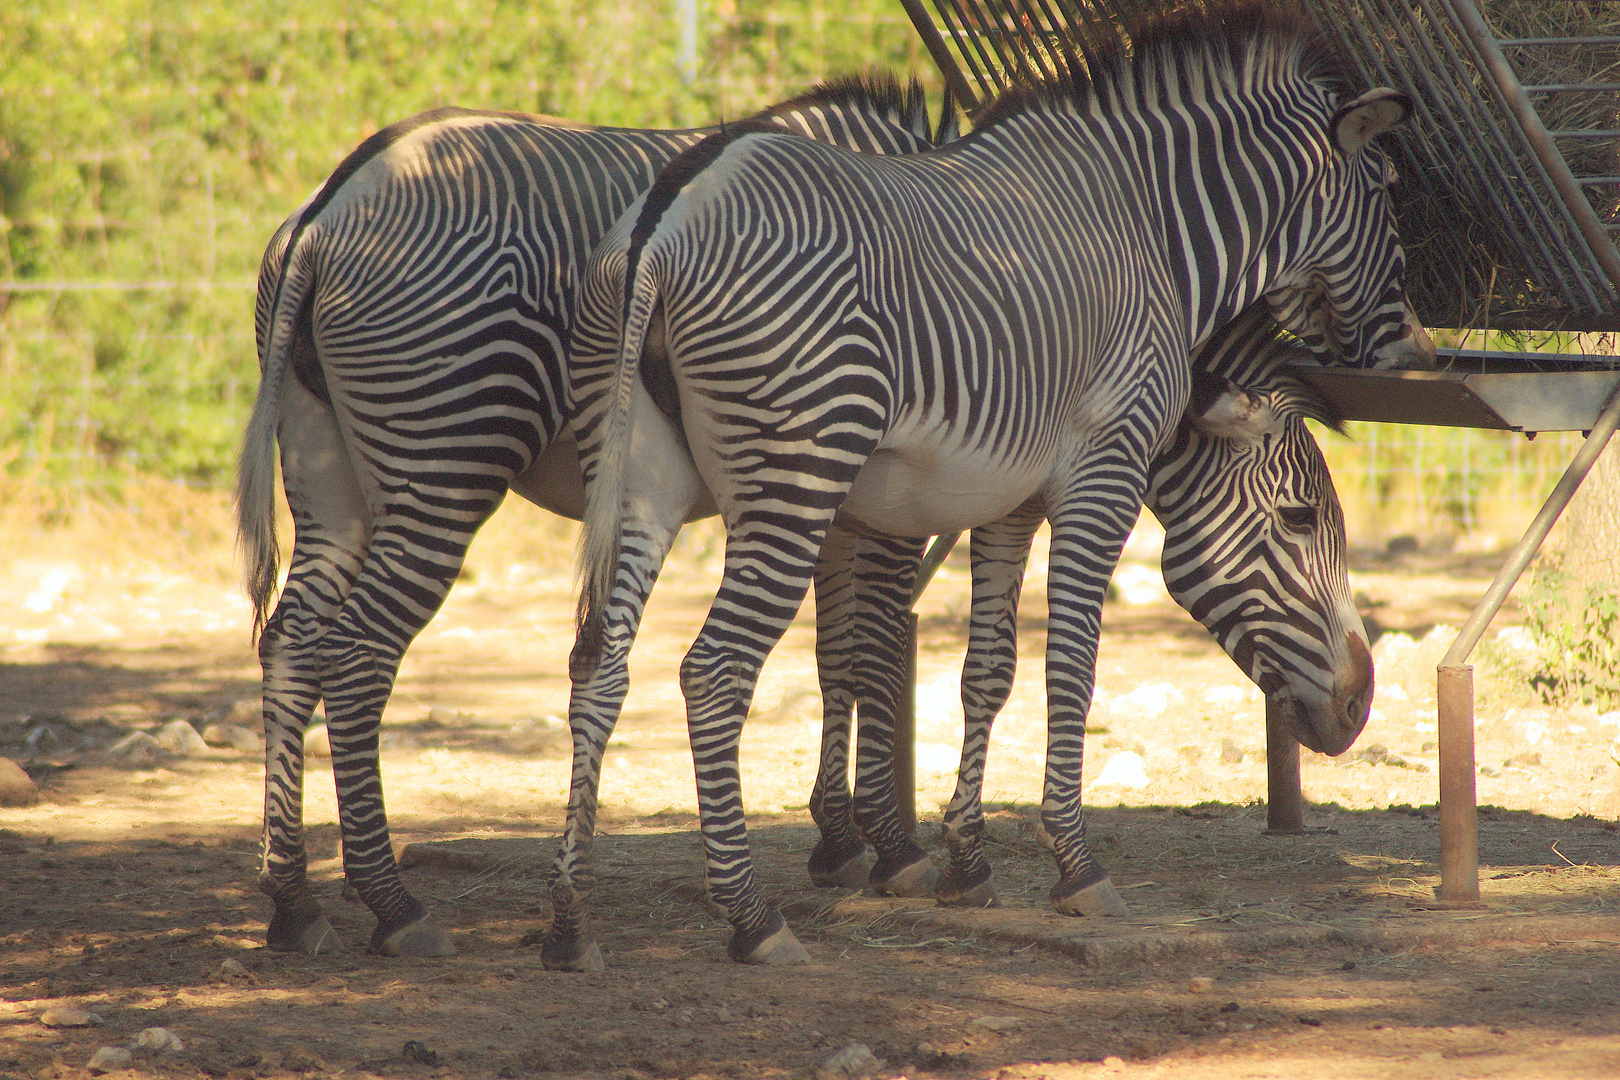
[0,0,936,493]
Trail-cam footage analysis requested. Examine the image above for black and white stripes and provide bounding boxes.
[235,79,947,956]
[560,0,1430,966]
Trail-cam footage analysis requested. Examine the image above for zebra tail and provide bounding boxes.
[573,247,662,677]
[235,231,316,643]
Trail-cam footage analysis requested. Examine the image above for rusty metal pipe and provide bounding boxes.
[1264,699,1304,834]
[1433,382,1620,901]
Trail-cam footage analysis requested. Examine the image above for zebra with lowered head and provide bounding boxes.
[235,75,952,958]
[808,303,1371,908]
[561,0,1434,967]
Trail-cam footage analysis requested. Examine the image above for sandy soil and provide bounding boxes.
[2,508,1618,1080]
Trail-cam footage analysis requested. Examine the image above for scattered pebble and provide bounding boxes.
[133,1027,184,1053]
[972,1015,1023,1031]
[1095,751,1150,789]
[226,699,260,726]
[202,723,261,753]
[0,755,39,807]
[87,1047,132,1074]
[506,715,570,754]
[814,1042,882,1080]
[1220,738,1245,764]
[1189,976,1216,992]
[217,958,256,982]
[155,719,209,757]
[40,1006,102,1027]
[106,730,167,768]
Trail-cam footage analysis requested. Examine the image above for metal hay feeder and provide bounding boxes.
[894,0,1620,904]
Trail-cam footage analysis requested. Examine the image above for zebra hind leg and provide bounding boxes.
[543,514,683,971]
[259,601,342,955]
[936,503,1043,908]
[842,531,936,897]
[256,393,370,956]
[805,523,870,888]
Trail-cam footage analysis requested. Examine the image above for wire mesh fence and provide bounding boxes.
[0,1,1597,549]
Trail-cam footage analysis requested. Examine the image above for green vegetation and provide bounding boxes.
[0,0,936,493]
[0,0,1600,553]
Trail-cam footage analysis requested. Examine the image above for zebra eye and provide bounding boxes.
[1277,504,1317,533]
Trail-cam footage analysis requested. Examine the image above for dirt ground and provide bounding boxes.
[2,506,1619,1080]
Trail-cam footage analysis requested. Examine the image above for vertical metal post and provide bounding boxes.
[1430,384,1620,901]
[1264,700,1304,834]
[1436,663,1480,901]
[896,611,920,838]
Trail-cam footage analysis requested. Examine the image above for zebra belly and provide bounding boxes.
[839,444,1048,538]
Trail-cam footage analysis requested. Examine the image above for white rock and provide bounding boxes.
[24,567,71,613]
[505,715,569,754]
[303,724,331,757]
[1599,711,1620,729]
[155,719,209,756]
[202,723,262,753]
[1111,562,1171,606]
[1096,751,1150,789]
[972,1015,1023,1031]
[1503,707,1552,746]
[1107,683,1184,718]
[1495,626,1540,656]
[0,756,39,807]
[87,1047,132,1074]
[226,699,260,727]
[1189,976,1216,992]
[1202,684,1248,706]
[133,1027,184,1053]
[106,731,166,768]
[814,1042,882,1080]
[40,1006,102,1027]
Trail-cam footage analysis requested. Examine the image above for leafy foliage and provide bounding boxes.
[0,0,935,492]
[1486,553,1620,709]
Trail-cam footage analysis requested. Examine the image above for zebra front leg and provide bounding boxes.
[805,522,869,888]
[936,503,1042,908]
[844,531,936,897]
[543,515,681,971]
[1036,489,1140,919]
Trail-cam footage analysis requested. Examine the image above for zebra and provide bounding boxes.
[234,75,953,958]
[806,304,1367,907]
[560,0,1435,967]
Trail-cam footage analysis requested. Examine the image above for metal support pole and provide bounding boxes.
[1437,663,1479,901]
[1264,699,1304,834]
[893,533,960,839]
[896,611,920,839]
[897,0,983,113]
[1432,383,1620,901]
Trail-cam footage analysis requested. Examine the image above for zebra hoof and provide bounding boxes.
[936,874,999,909]
[870,855,938,898]
[730,921,810,966]
[542,938,605,972]
[267,915,342,956]
[1050,874,1127,917]
[807,845,871,888]
[372,916,456,957]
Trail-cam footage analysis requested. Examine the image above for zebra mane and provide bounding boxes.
[1195,306,1345,433]
[972,0,1352,131]
[755,71,936,145]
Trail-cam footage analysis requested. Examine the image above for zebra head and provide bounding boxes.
[1260,86,1436,371]
[1148,309,1371,756]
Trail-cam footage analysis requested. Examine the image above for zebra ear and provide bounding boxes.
[1332,88,1411,156]
[1188,371,1277,443]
